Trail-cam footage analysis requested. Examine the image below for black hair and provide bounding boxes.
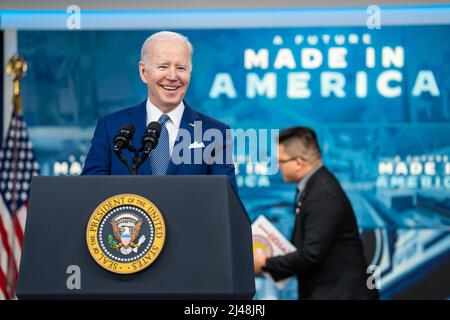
[278,126,321,159]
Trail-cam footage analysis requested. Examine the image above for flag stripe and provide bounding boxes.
[0,211,13,264]
[0,238,9,278]
[0,211,17,300]
[0,225,11,300]
[0,195,20,296]
[16,205,27,235]
[0,266,9,300]
[0,217,18,273]
[13,214,24,248]
[0,199,14,255]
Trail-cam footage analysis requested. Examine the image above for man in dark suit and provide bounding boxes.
[82,31,236,191]
[253,127,378,300]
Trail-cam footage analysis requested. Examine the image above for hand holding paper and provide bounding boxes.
[252,215,297,289]
[253,247,266,275]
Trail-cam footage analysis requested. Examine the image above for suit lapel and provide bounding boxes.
[291,167,325,243]
[166,101,200,175]
[128,100,150,175]
[294,166,325,215]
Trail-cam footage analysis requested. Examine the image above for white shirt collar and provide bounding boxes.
[146,98,185,128]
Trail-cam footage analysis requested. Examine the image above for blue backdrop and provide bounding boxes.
[17,25,450,299]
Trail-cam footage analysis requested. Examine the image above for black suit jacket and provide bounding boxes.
[264,166,379,300]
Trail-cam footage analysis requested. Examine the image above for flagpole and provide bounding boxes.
[6,54,27,115]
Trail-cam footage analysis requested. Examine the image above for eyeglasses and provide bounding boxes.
[278,155,308,164]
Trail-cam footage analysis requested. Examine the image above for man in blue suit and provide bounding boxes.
[82,31,237,191]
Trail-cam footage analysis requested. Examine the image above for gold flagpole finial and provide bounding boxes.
[6,54,28,114]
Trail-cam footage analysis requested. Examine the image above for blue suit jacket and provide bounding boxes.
[81,100,237,191]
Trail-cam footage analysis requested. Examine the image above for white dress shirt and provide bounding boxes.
[146,98,185,155]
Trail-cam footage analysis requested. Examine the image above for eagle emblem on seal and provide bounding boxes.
[108,213,146,255]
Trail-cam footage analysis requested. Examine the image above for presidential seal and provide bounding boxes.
[86,194,166,274]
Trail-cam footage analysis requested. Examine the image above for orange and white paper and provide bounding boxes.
[252,215,296,290]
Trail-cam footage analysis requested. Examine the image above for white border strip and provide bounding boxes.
[1,6,450,30]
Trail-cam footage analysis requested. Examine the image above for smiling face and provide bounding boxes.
[139,38,192,113]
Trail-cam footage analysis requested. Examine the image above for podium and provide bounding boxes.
[16,176,255,299]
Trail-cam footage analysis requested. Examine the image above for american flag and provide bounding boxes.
[0,109,39,300]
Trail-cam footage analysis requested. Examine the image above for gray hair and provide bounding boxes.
[140,31,193,68]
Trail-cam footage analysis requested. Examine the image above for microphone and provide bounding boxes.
[113,123,135,151]
[141,122,161,154]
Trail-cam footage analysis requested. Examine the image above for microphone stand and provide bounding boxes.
[114,148,130,172]
[114,145,141,175]
[114,125,159,175]
[130,146,140,175]
[131,145,154,175]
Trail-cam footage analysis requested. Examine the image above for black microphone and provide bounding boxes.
[113,123,135,151]
[141,121,161,154]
